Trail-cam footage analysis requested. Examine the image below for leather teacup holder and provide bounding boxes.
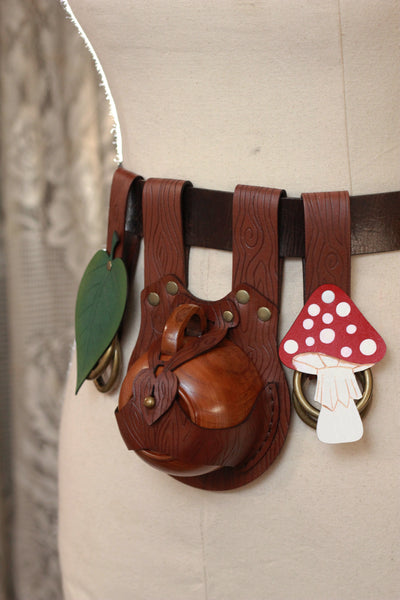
[75,167,399,490]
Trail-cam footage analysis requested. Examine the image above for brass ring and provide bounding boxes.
[94,337,122,393]
[293,368,373,429]
[87,337,117,380]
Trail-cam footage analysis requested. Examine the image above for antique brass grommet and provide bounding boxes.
[292,368,373,428]
[93,337,122,393]
[166,281,179,295]
[236,289,250,304]
[148,292,160,306]
[223,310,234,323]
[257,306,271,322]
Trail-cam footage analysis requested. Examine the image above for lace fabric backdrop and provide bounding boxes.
[0,1,116,598]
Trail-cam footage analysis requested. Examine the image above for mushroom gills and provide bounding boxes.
[314,363,362,410]
[315,363,363,443]
[293,353,368,444]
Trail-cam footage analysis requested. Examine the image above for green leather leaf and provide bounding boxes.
[75,236,127,393]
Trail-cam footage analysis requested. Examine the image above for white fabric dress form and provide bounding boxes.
[60,2,400,599]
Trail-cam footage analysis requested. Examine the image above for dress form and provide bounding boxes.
[60,2,400,599]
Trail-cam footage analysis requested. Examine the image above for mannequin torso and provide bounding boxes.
[60,2,400,599]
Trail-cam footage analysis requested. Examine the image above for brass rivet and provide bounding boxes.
[236,289,250,304]
[107,260,113,271]
[257,306,272,322]
[166,281,179,295]
[143,396,155,409]
[147,292,160,306]
[223,310,234,323]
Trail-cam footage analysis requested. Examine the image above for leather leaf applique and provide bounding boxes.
[132,368,178,426]
[75,232,127,393]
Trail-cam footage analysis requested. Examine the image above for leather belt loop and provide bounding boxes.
[142,179,191,287]
[302,191,351,302]
[232,184,286,304]
[106,166,143,261]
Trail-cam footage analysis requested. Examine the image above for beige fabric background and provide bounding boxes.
[61,2,400,599]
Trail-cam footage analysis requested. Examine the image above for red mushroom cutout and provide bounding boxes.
[279,284,386,443]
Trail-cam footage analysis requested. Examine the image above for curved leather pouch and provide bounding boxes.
[116,179,291,490]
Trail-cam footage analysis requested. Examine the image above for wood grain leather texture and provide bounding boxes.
[116,179,291,490]
[302,191,351,301]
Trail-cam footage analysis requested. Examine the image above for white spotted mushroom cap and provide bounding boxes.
[279,284,386,371]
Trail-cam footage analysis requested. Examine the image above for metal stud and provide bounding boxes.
[223,310,234,323]
[166,281,179,295]
[143,396,156,409]
[147,292,160,306]
[236,289,250,304]
[257,306,272,322]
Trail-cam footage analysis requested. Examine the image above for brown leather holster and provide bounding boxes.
[115,179,291,490]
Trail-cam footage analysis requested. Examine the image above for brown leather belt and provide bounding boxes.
[121,173,400,259]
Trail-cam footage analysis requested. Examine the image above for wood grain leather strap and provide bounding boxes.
[142,178,191,287]
[126,178,192,370]
[106,167,143,266]
[232,184,284,303]
[228,184,290,482]
[302,191,351,301]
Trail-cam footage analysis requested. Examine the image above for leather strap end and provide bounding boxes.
[106,167,142,259]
